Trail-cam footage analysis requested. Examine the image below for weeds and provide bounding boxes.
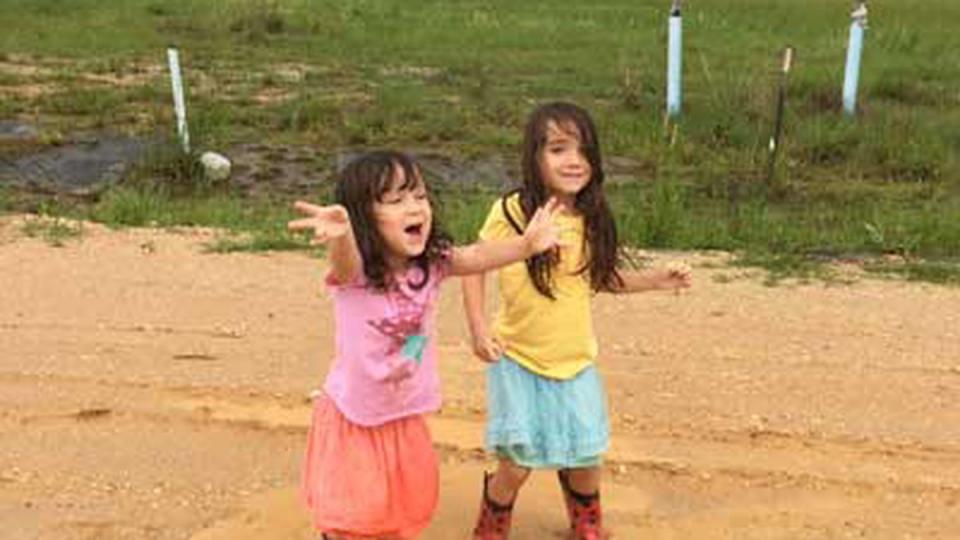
[228,0,287,42]
[205,230,306,253]
[864,259,960,285]
[20,200,84,246]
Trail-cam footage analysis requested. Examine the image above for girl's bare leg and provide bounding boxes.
[488,458,531,504]
[473,458,530,539]
[565,465,601,495]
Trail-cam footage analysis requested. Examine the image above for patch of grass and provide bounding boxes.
[89,182,306,253]
[36,86,127,116]
[0,186,12,213]
[204,230,306,253]
[105,187,333,255]
[89,184,172,227]
[433,184,495,244]
[641,178,688,248]
[862,220,921,259]
[732,251,834,287]
[277,95,344,135]
[864,259,960,286]
[145,2,173,17]
[228,0,287,42]
[0,72,24,86]
[122,142,210,196]
[20,214,84,247]
[91,184,288,230]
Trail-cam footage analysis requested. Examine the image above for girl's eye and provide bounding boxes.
[415,192,428,200]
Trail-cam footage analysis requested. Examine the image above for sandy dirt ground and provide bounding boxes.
[1,215,958,540]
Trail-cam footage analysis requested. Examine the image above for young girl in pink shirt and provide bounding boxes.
[288,150,563,540]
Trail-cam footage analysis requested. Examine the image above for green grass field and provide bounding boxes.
[1,0,958,281]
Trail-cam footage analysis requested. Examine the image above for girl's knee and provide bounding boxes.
[565,465,601,479]
[497,459,532,486]
[563,465,602,494]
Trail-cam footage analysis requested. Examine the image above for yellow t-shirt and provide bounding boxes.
[478,194,597,379]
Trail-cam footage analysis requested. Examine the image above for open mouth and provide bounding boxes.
[404,223,424,237]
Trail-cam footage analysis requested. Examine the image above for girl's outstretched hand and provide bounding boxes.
[523,197,565,255]
[658,261,693,290]
[287,201,352,244]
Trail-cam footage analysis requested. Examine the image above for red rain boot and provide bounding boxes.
[472,472,516,540]
[558,469,611,540]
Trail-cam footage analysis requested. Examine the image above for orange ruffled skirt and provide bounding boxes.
[300,394,438,539]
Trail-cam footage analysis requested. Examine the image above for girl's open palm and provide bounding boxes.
[287,201,352,244]
[524,197,565,254]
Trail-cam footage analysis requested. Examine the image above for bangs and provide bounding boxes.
[374,155,424,200]
[537,116,595,150]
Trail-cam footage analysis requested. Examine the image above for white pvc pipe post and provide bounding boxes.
[843,2,868,116]
[167,46,191,153]
[666,0,683,118]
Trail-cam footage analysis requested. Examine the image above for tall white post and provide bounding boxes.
[666,0,683,118]
[843,2,868,116]
[167,46,191,153]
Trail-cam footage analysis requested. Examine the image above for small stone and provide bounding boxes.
[200,152,232,182]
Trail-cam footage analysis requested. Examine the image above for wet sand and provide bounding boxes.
[1,216,958,539]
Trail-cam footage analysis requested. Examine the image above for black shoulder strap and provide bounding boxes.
[501,190,524,235]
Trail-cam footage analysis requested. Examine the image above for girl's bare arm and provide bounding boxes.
[448,197,562,276]
[461,271,503,362]
[287,201,362,284]
[608,264,692,294]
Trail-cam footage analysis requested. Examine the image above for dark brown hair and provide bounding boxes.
[503,102,626,298]
[335,150,451,291]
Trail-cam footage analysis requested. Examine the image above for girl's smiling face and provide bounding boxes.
[538,120,592,205]
[373,164,433,268]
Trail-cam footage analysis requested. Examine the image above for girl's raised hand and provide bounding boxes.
[287,201,352,244]
[523,197,565,255]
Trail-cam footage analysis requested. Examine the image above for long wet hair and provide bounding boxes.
[503,102,625,298]
[335,150,451,291]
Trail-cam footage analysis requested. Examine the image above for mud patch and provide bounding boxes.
[0,132,150,195]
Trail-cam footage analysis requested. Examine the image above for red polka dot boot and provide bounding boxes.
[558,469,611,540]
[472,472,516,540]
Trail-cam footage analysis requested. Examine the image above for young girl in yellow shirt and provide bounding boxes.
[463,102,692,540]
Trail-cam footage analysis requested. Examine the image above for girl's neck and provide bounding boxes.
[549,192,579,215]
[384,253,412,273]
